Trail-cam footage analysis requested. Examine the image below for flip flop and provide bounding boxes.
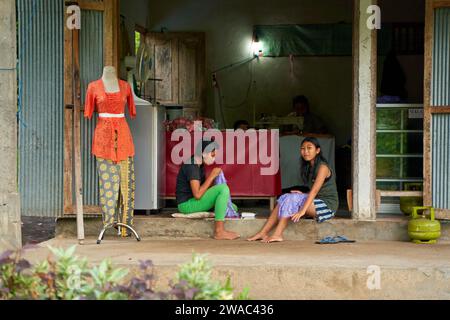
[333,235,356,243]
[264,237,284,243]
[315,236,339,244]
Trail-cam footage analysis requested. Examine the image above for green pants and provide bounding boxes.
[178,184,237,221]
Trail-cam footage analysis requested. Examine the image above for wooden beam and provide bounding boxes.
[423,0,434,206]
[114,0,120,71]
[430,106,450,113]
[78,1,105,11]
[73,28,85,243]
[103,0,119,70]
[433,1,450,8]
[104,0,112,66]
[64,8,74,215]
[379,191,423,197]
[64,205,102,215]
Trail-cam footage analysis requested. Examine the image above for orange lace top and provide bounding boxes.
[84,79,136,162]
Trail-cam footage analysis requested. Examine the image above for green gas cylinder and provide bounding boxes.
[408,206,441,244]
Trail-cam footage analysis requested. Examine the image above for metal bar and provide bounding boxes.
[376,154,423,158]
[376,104,424,109]
[376,130,423,133]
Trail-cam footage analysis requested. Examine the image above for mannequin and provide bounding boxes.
[84,66,139,241]
[101,66,120,93]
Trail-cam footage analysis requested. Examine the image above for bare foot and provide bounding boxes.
[263,236,284,243]
[247,233,269,242]
[214,230,240,240]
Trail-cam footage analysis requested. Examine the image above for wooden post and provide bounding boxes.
[64,3,74,215]
[73,28,85,244]
[423,0,434,207]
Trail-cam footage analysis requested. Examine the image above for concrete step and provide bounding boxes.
[25,238,450,300]
[56,214,450,242]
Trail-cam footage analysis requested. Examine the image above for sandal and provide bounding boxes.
[333,235,356,243]
[315,236,339,244]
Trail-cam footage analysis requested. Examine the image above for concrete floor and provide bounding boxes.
[22,237,450,300]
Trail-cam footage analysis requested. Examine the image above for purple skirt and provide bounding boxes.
[277,193,308,218]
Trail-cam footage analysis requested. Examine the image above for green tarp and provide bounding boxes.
[253,23,421,57]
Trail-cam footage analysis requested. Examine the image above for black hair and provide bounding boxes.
[195,139,218,157]
[233,120,250,130]
[300,137,328,183]
[292,95,310,114]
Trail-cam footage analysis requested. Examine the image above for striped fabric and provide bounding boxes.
[314,199,335,223]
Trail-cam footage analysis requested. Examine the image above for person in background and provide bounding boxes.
[287,95,328,134]
[233,120,250,131]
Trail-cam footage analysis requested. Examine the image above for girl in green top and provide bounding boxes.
[248,137,339,243]
[176,140,240,240]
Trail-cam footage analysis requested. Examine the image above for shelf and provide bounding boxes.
[376,154,423,158]
[376,178,423,182]
[376,130,423,133]
[379,191,423,197]
[376,104,424,109]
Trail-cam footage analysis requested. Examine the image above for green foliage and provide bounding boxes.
[0,248,250,300]
[173,253,250,300]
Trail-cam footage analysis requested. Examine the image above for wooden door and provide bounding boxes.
[145,32,206,116]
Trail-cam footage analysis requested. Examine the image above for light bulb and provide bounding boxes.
[252,41,263,57]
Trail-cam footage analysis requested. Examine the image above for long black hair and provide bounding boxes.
[300,137,328,183]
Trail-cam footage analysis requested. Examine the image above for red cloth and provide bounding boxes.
[165,131,281,197]
[84,79,136,162]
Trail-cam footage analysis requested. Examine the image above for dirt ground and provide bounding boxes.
[21,216,56,246]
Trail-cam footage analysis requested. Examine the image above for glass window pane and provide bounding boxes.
[377,109,402,130]
[403,158,423,179]
[376,158,401,178]
[377,133,402,154]
[376,182,401,191]
[403,110,423,130]
[405,133,423,154]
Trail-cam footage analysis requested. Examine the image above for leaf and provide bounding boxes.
[108,268,129,283]
[237,287,250,300]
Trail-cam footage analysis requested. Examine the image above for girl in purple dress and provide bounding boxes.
[247,137,338,243]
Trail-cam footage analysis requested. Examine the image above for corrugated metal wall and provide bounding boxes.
[431,8,450,210]
[18,1,105,217]
[18,0,64,217]
[80,10,104,206]
[432,115,450,209]
[432,8,450,106]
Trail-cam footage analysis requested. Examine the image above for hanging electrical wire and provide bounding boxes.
[212,56,257,127]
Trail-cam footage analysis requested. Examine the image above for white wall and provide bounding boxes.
[120,0,427,145]
[148,0,354,146]
[120,0,151,77]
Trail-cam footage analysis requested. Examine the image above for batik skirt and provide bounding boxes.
[96,157,135,237]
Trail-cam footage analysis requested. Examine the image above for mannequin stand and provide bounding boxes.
[97,222,141,244]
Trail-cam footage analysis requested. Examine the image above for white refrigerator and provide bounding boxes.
[127,98,166,212]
